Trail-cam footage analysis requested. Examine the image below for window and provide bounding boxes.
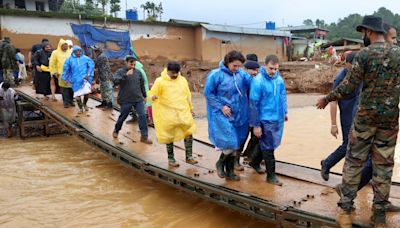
[15,0,26,9]
[35,1,45,11]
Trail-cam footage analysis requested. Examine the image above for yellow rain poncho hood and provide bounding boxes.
[149,69,196,144]
[49,39,72,88]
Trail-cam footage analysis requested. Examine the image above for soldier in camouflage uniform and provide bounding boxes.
[92,45,114,109]
[316,16,400,227]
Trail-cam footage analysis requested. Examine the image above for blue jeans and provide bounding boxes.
[324,123,373,189]
[114,101,148,137]
[324,123,351,170]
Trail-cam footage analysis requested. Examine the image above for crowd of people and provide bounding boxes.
[1,14,400,227]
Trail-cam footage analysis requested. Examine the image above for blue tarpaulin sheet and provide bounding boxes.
[70,23,132,59]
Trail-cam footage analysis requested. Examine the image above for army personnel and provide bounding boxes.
[316,16,400,227]
[92,45,114,110]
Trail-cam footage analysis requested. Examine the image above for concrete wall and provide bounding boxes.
[201,30,287,63]
[0,15,197,61]
[0,14,288,64]
[0,15,82,57]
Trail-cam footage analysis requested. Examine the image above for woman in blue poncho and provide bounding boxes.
[204,50,251,181]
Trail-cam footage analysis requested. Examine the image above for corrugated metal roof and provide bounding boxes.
[169,19,209,25]
[278,25,329,32]
[201,24,291,37]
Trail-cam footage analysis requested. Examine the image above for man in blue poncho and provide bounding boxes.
[62,45,95,114]
[204,50,251,181]
[249,55,288,186]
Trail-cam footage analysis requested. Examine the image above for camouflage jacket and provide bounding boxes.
[326,42,400,128]
[94,53,113,82]
[0,40,17,70]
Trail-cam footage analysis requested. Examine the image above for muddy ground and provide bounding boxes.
[109,60,342,95]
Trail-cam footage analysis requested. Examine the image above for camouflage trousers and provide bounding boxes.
[338,119,398,212]
[100,80,113,103]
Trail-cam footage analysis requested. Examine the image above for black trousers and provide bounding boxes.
[61,87,74,106]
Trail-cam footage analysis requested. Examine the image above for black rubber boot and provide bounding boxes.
[249,148,264,174]
[216,153,227,178]
[263,150,282,186]
[102,102,113,110]
[370,209,386,227]
[96,101,106,108]
[226,154,240,181]
[386,202,400,212]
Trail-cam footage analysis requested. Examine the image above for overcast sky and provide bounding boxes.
[119,0,400,28]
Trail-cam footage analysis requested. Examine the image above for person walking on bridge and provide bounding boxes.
[33,42,53,99]
[62,45,94,114]
[149,61,197,167]
[112,55,152,145]
[204,50,251,181]
[91,45,114,110]
[322,24,400,214]
[49,39,73,108]
[316,16,400,227]
[249,55,287,186]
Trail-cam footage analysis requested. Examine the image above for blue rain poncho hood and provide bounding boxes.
[61,45,95,92]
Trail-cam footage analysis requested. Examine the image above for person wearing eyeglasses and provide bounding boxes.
[112,55,152,145]
[249,55,288,186]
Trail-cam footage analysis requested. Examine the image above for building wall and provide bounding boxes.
[0,15,82,57]
[201,30,287,63]
[4,0,50,11]
[0,14,288,64]
[25,0,50,11]
[130,24,196,61]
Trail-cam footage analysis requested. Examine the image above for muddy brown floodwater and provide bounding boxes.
[0,136,268,227]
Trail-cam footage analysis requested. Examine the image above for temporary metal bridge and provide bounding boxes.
[17,86,400,227]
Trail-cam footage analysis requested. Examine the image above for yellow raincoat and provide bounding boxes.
[149,69,196,144]
[49,39,72,88]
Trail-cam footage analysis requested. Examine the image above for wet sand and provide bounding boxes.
[0,136,267,227]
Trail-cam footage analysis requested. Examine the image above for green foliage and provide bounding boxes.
[110,0,121,17]
[60,0,103,16]
[140,1,163,21]
[327,14,363,40]
[97,0,109,14]
[324,7,400,40]
[303,19,314,26]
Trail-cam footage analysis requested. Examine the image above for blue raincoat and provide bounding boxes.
[249,67,287,150]
[204,61,252,150]
[61,45,95,92]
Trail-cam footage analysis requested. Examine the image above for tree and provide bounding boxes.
[315,19,327,28]
[327,13,363,40]
[60,0,103,16]
[140,1,164,21]
[110,0,121,17]
[303,19,314,26]
[97,0,109,14]
[157,2,163,21]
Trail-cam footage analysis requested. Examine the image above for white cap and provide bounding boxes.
[66,40,73,46]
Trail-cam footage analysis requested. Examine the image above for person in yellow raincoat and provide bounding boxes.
[149,61,197,167]
[49,39,73,108]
